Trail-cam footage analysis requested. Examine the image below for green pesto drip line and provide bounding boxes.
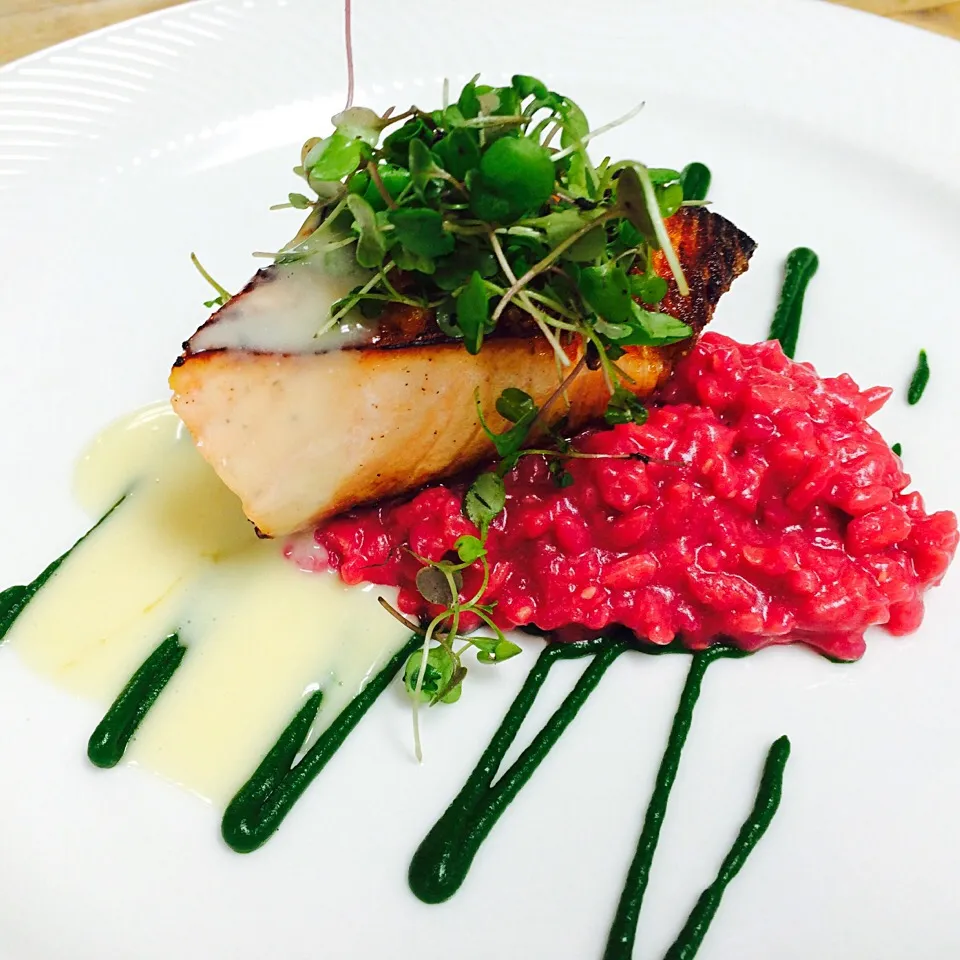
[602,644,746,960]
[408,636,629,904]
[663,735,791,960]
[0,499,123,645]
[907,349,929,405]
[87,634,187,769]
[768,247,819,359]
[222,633,422,854]
[679,162,711,202]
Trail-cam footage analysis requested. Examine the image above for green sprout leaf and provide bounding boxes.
[469,136,555,223]
[361,163,410,211]
[495,387,537,424]
[648,168,682,185]
[536,208,586,247]
[567,222,607,261]
[511,74,548,100]
[345,193,386,267]
[387,208,455,258]
[680,161,711,201]
[433,298,462,338]
[616,165,658,246]
[476,638,523,664]
[393,246,435,274]
[288,192,312,210]
[657,181,684,219]
[433,128,481,181]
[630,273,668,304]
[457,78,481,120]
[416,565,461,606]
[404,646,461,705]
[434,104,467,129]
[409,138,448,200]
[331,106,391,146]
[533,208,607,262]
[594,319,634,341]
[454,535,486,564]
[436,666,466,704]
[550,463,575,488]
[463,472,506,534]
[618,219,644,249]
[382,117,432,167]
[304,132,364,182]
[619,305,692,346]
[480,84,520,119]
[605,386,650,426]
[478,387,540,465]
[557,97,590,145]
[579,263,635,322]
[455,270,492,354]
[433,244,497,292]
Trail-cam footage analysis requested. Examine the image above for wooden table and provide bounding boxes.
[0,0,957,65]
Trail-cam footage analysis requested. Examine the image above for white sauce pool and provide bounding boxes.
[6,404,408,804]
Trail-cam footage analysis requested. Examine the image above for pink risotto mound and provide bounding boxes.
[297,333,957,661]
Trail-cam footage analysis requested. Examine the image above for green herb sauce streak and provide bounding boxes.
[87,634,187,768]
[908,349,929,405]
[0,500,122,645]
[221,633,422,853]
[768,247,819,359]
[1,505,793,959]
[680,162,711,202]
[663,735,791,960]
[409,636,629,904]
[602,645,747,960]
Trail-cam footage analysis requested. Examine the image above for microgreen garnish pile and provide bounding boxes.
[282,74,707,382]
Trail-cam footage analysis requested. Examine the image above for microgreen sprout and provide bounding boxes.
[385,515,520,762]
[190,252,231,309]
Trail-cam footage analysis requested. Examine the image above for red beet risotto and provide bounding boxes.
[292,334,957,662]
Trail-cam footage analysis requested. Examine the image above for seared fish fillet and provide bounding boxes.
[171,207,756,536]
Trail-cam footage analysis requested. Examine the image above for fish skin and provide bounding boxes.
[171,207,757,536]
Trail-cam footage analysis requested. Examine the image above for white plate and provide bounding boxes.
[1,1,959,957]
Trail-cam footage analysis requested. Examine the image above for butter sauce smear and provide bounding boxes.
[309,333,958,661]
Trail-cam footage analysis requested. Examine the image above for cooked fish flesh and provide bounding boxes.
[170,207,756,536]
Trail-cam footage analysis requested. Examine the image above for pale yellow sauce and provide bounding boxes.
[7,405,407,804]
[187,242,374,355]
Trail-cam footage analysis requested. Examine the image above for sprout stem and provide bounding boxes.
[551,102,645,162]
[491,209,618,327]
[487,231,570,365]
[367,160,398,209]
[634,164,689,297]
[189,252,231,301]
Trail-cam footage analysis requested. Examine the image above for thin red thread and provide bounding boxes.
[344,0,355,110]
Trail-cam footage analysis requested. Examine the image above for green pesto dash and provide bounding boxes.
[907,350,929,405]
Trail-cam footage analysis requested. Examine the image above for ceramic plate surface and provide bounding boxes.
[1,1,959,957]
